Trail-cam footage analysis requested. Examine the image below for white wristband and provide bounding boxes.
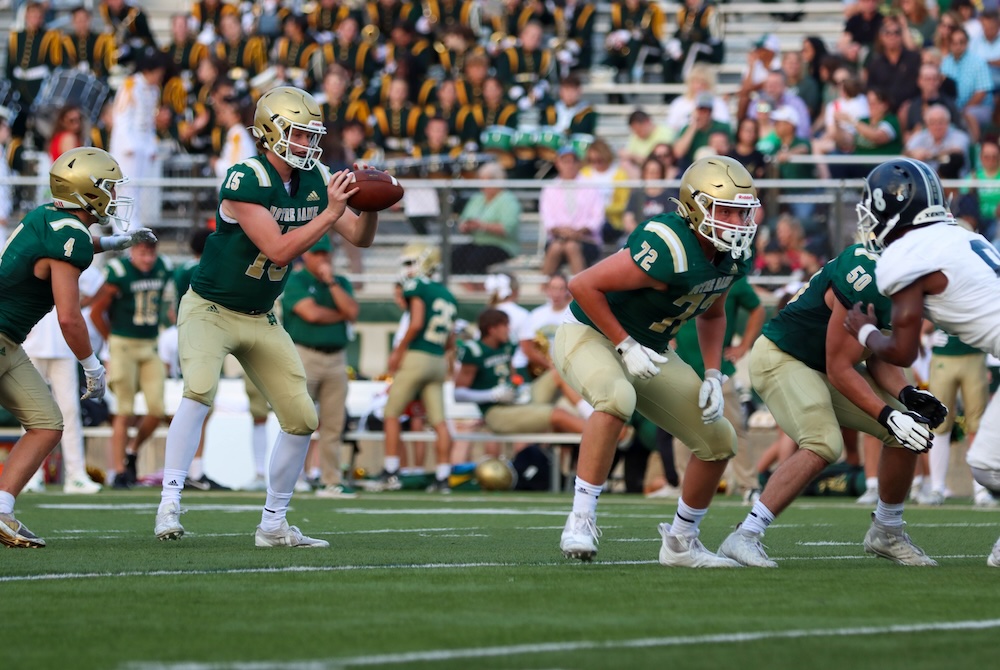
[79,353,101,372]
[856,323,879,349]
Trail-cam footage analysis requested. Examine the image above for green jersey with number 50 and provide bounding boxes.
[763,244,891,373]
[192,154,331,314]
[570,212,750,352]
[0,205,94,343]
[402,276,458,356]
[105,255,172,339]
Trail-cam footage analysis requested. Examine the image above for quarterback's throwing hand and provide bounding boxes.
[616,336,667,380]
[699,369,725,424]
[878,406,933,453]
[899,385,948,429]
[81,364,107,401]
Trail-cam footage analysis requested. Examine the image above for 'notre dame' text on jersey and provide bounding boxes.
[402,276,458,357]
[764,244,891,373]
[570,212,751,351]
[191,155,331,314]
[0,205,94,343]
[457,338,515,413]
[105,255,173,339]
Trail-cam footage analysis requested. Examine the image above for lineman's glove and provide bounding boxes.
[699,369,726,424]
[100,228,158,251]
[878,406,933,453]
[490,384,516,404]
[899,385,948,429]
[81,363,107,400]
[616,336,667,380]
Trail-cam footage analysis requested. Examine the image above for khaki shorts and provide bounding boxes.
[384,349,448,426]
[0,333,62,430]
[928,352,989,435]
[178,290,316,436]
[750,336,903,463]
[484,403,554,433]
[108,335,165,417]
[552,323,736,461]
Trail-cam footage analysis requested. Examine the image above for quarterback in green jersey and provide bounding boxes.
[553,155,760,567]
[1,147,155,548]
[154,86,380,547]
[717,241,947,568]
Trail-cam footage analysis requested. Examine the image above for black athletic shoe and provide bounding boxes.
[124,453,138,486]
[111,473,132,490]
[185,475,232,491]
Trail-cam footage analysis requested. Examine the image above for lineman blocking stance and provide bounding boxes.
[554,156,760,567]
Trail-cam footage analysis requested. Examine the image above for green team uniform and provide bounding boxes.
[673,275,760,378]
[401,276,458,356]
[456,339,515,414]
[928,331,988,436]
[0,205,94,343]
[763,244,891,373]
[105,256,172,339]
[570,212,751,351]
[933,332,981,357]
[173,258,198,308]
[191,155,332,314]
[280,269,354,349]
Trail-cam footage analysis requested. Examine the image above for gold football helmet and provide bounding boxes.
[674,155,760,259]
[50,147,133,229]
[251,86,326,170]
[400,242,441,279]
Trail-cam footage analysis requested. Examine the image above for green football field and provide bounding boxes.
[4,490,1000,670]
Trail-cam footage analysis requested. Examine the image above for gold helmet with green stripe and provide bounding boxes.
[50,147,133,229]
[674,155,760,259]
[251,86,326,170]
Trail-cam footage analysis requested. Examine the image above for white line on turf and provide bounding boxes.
[121,618,1000,669]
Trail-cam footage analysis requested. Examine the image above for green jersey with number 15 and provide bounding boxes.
[763,244,891,373]
[570,212,751,352]
[402,276,458,357]
[105,255,173,339]
[192,154,331,314]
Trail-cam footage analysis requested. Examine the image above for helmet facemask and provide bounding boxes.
[856,183,891,255]
[267,116,326,170]
[53,174,134,231]
[688,190,760,260]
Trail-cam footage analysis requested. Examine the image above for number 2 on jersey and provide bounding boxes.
[424,298,457,346]
[971,239,1000,277]
[632,241,658,271]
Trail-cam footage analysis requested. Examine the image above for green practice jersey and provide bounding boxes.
[0,205,94,343]
[105,255,173,339]
[763,244,891,373]
[280,268,354,350]
[192,155,332,314]
[673,275,761,379]
[570,212,751,351]
[402,276,458,356]
[457,338,515,413]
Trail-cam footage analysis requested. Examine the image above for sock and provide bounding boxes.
[571,476,602,516]
[0,491,14,514]
[865,476,878,491]
[160,469,185,508]
[260,432,311,530]
[384,456,401,474]
[575,399,595,420]
[189,457,204,480]
[252,423,268,476]
[160,398,211,498]
[671,498,708,536]
[308,466,321,481]
[435,463,451,482]
[741,500,775,536]
[875,499,905,527]
[929,432,951,493]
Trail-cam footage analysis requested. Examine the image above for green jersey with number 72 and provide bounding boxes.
[763,244,891,373]
[569,212,751,352]
[191,154,332,314]
[402,276,458,357]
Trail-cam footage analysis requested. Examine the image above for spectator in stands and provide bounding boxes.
[904,104,972,175]
[48,106,85,162]
[452,163,522,275]
[539,147,605,275]
[942,25,994,127]
[580,138,630,242]
[496,20,555,111]
[317,65,370,129]
[759,107,814,224]
[371,77,426,156]
[740,33,782,97]
[622,156,675,243]
[896,0,936,49]
[774,213,806,270]
[834,31,864,69]
[967,139,1000,239]
[211,90,254,185]
[213,11,267,90]
[782,50,820,128]
[424,78,462,145]
[164,12,208,78]
[6,2,63,124]
[455,51,488,107]
[850,87,904,158]
[664,64,731,141]
[620,109,671,172]
[746,71,811,141]
[100,0,157,62]
[844,0,884,48]
[320,15,377,84]
[552,0,596,73]
[865,14,922,113]
[900,62,967,141]
[729,118,767,179]
[63,5,115,79]
[384,21,434,82]
[971,9,1000,92]
[458,75,518,149]
[272,13,321,91]
[192,0,236,39]
[664,0,724,84]
[672,93,733,170]
[605,0,667,84]
[540,75,597,137]
[800,36,829,119]
[811,67,868,179]
[757,238,794,282]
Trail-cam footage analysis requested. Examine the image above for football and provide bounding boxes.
[347,169,404,212]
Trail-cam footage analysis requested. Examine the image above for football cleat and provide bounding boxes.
[0,513,46,548]
[658,523,741,568]
[561,511,600,561]
[255,520,329,548]
[154,502,185,541]
[63,477,102,494]
[974,489,998,508]
[717,525,778,568]
[426,478,452,494]
[315,484,359,499]
[863,513,937,566]
[988,538,1000,568]
[855,486,879,505]
[915,489,945,506]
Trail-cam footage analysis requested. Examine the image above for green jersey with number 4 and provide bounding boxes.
[0,205,94,343]
[105,255,173,339]
[192,155,332,314]
[570,212,751,352]
[763,244,891,373]
[457,339,515,413]
[402,276,458,356]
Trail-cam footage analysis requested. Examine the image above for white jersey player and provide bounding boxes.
[845,157,1000,568]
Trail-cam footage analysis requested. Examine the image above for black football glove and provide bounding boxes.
[898,385,948,429]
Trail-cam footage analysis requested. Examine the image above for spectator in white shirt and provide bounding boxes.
[971,9,1000,90]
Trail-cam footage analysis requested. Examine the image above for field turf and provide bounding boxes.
[3,490,1000,670]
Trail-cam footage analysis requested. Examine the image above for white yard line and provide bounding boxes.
[121,618,1000,670]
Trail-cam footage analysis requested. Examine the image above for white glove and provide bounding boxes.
[930,329,949,348]
[100,228,157,251]
[665,37,683,61]
[509,85,525,100]
[699,368,725,424]
[878,406,933,453]
[517,96,532,111]
[81,362,107,400]
[616,336,668,380]
[490,384,516,404]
